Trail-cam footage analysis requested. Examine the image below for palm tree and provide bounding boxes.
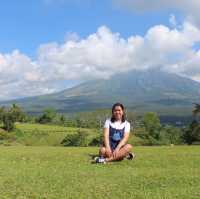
[190,103,200,144]
[192,103,200,118]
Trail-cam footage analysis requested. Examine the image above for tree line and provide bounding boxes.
[0,103,200,145]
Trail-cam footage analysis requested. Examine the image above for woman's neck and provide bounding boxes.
[115,119,122,122]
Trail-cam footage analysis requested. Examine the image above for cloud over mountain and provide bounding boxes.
[1,19,200,100]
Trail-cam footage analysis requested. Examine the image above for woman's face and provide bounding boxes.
[112,106,123,121]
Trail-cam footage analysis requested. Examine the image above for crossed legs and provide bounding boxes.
[99,144,132,162]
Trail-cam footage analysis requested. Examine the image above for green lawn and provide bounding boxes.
[0,146,199,199]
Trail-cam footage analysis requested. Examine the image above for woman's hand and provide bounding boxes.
[113,148,120,158]
[106,147,113,157]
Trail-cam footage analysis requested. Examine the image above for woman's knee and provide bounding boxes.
[124,144,133,151]
[99,146,106,155]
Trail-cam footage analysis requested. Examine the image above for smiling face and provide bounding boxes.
[112,105,124,121]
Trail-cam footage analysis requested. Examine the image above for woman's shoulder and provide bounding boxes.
[105,118,130,124]
[104,118,130,125]
[105,118,111,123]
[124,120,130,127]
[103,118,111,128]
[124,120,130,124]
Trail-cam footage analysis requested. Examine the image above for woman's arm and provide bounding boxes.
[103,128,112,156]
[117,132,129,150]
[116,121,131,150]
[104,127,110,148]
[113,132,130,158]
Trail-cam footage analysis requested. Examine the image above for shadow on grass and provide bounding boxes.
[88,153,99,160]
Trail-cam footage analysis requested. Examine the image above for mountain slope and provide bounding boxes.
[1,69,200,114]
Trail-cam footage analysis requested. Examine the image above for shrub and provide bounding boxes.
[128,134,150,146]
[0,128,16,145]
[89,133,103,146]
[2,111,15,131]
[61,130,90,147]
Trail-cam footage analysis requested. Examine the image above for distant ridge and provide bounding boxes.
[1,69,200,115]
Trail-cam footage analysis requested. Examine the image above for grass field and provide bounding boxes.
[0,146,199,199]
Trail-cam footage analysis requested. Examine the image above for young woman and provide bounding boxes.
[95,103,134,164]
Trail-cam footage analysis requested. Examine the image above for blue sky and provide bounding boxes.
[1,0,200,100]
[0,0,181,57]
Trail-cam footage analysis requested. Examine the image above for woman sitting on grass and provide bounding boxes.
[95,102,134,164]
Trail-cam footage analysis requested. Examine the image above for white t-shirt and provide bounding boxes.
[104,118,130,133]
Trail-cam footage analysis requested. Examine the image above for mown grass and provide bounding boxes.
[0,146,199,199]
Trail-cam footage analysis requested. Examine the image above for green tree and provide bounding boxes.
[162,125,183,144]
[183,120,200,144]
[0,106,5,123]
[59,114,66,125]
[10,104,26,122]
[192,103,200,117]
[2,110,15,131]
[143,112,161,140]
[0,105,26,132]
[183,103,200,145]
[37,108,57,124]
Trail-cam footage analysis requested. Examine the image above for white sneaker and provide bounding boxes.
[94,157,106,164]
[126,152,136,160]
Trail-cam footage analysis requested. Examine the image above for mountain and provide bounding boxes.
[1,69,200,115]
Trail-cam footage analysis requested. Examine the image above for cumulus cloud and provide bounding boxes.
[1,19,200,100]
[0,50,56,100]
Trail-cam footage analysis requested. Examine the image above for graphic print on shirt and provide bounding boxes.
[109,125,125,150]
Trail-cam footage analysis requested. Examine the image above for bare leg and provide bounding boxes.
[106,144,132,162]
[99,146,106,157]
[99,146,113,158]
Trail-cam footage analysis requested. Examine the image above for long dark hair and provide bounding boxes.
[111,102,126,122]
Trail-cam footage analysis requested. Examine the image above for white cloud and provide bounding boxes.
[0,50,54,100]
[1,19,200,100]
